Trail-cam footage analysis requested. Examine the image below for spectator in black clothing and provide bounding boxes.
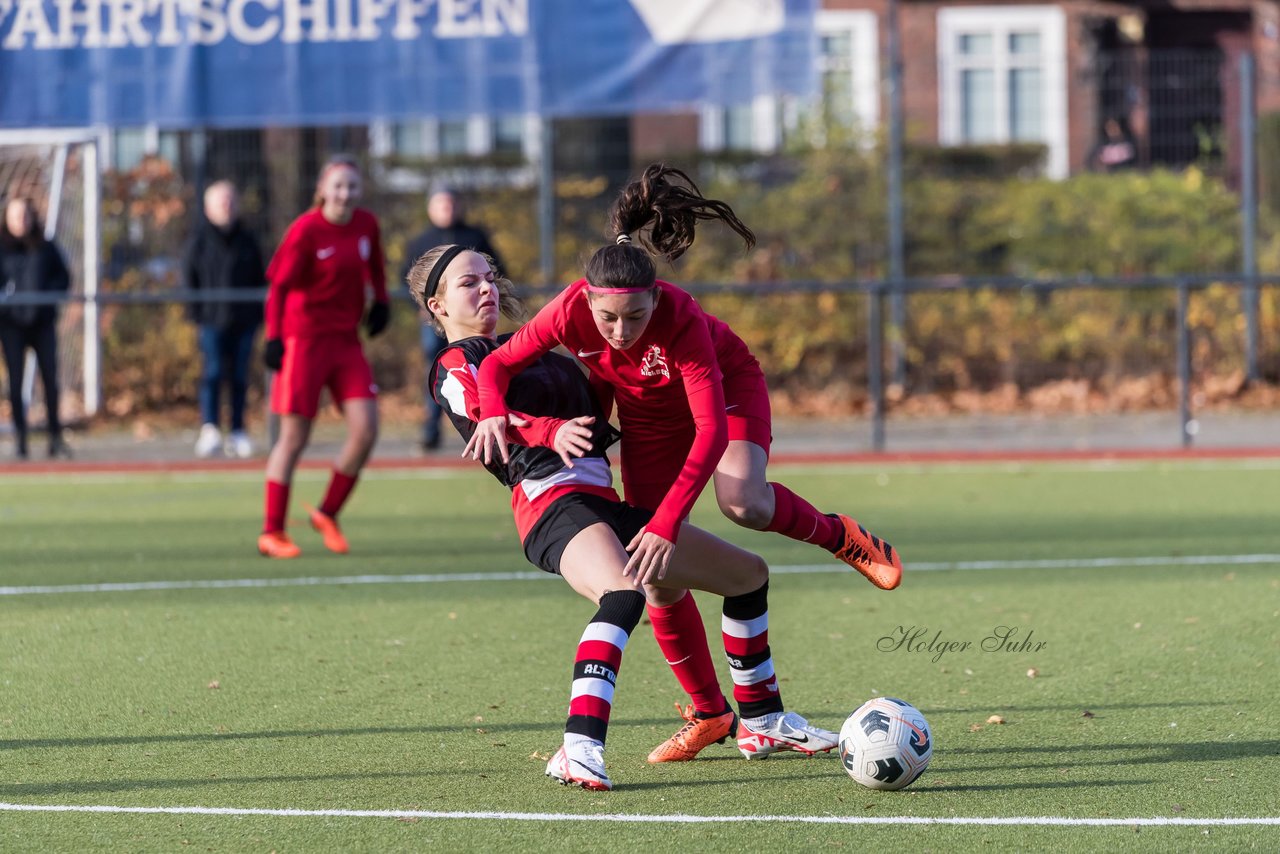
[400,187,504,451]
[182,180,266,458]
[0,196,71,460]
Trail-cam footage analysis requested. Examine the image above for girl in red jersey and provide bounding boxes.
[257,155,391,559]
[406,244,838,790]
[467,165,903,759]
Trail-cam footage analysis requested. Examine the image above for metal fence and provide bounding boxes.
[2,273,1275,453]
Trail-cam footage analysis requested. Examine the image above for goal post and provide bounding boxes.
[0,129,103,421]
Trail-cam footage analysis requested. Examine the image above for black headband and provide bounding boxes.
[424,244,470,299]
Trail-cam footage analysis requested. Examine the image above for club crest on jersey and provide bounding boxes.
[358,236,371,261]
[640,344,669,379]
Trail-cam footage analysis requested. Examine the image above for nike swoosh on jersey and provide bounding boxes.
[316,247,337,260]
[577,349,608,358]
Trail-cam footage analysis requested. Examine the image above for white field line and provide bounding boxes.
[0,802,1276,826]
[2,553,1277,597]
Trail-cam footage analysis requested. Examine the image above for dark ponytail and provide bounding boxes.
[584,164,756,292]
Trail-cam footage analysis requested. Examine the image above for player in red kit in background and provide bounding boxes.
[468,164,903,762]
[257,155,390,559]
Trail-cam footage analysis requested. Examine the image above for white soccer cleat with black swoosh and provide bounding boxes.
[737,711,838,759]
[546,741,612,790]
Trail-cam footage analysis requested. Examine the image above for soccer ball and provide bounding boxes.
[838,697,933,790]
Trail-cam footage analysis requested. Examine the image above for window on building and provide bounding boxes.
[391,122,429,158]
[492,115,526,156]
[438,120,470,158]
[375,115,530,160]
[723,105,757,152]
[814,10,878,132]
[938,6,1067,177]
[701,9,878,153]
[108,126,180,171]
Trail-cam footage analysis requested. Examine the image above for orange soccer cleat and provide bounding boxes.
[832,514,903,590]
[257,530,301,559]
[307,506,349,555]
[647,703,738,763]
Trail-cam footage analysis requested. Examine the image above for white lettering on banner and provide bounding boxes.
[435,0,522,38]
[281,0,330,44]
[150,0,186,46]
[190,0,227,46]
[354,0,392,40]
[2,0,59,49]
[0,0,529,49]
[390,0,427,39]
[54,0,104,48]
[227,0,278,45]
[106,0,150,46]
[331,0,351,39]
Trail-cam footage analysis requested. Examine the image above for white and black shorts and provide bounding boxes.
[522,492,653,575]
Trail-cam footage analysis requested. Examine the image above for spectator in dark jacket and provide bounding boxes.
[400,187,504,451]
[0,196,71,460]
[182,180,266,458]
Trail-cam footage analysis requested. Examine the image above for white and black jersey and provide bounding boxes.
[429,334,622,539]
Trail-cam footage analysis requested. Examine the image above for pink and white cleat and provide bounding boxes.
[737,711,838,759]
[545,740,612,791]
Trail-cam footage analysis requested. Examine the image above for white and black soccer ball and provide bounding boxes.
[838,697,933,790]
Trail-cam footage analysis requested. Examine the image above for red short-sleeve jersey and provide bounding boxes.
[265,207,387,340]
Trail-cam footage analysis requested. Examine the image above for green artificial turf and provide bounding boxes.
[1,460,1278,852]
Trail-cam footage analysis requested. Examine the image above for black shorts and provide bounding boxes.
[522,492,653,575]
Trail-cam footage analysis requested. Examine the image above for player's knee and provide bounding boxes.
[644,585,685,608]
[742,552,768,590]
[717,491,772,529]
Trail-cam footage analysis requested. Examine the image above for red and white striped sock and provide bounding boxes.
[722,580,783,720]
[565,590,646,745]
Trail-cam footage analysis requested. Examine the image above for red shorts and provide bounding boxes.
[271,334,377,419]
[722,367,773,453]
[622,367,774,511]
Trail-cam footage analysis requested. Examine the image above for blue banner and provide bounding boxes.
[0,0,816,128]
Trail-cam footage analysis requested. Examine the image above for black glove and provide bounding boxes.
[263,338,284,371]
[366,301,390,337]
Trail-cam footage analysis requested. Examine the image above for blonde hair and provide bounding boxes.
[406,245,523,335]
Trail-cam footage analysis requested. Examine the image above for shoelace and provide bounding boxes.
[670,704,701,742]
[838,540,871,564]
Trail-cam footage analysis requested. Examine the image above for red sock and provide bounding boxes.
[264,479,290,534]
[764,483,843,551]
[647,592,727,715]
[319,469,358,519]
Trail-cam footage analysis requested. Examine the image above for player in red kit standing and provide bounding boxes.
[257,155,391,559]
[467,164,903,761]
